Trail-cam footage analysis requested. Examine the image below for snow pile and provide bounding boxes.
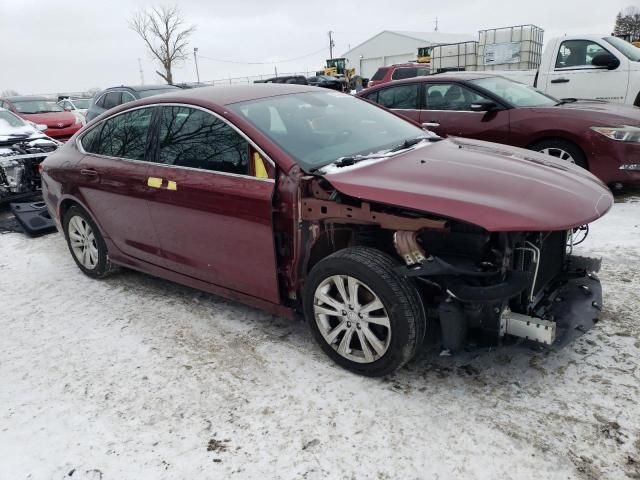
[0,196,638,479]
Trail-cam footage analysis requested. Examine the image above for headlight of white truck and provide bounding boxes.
[591,126,640,142]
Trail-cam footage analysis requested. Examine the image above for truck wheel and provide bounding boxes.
[63,205,115,278]
[531,139,587,169]
[304,247,426,376]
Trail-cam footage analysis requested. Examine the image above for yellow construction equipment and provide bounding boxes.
[417,46,433,63]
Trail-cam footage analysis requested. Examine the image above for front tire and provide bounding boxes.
[304,247,426,376]
[531,139,587,169]
[63,205,114,278]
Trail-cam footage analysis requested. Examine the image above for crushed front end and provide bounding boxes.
[0,139,59,204]
[395,225,603,350]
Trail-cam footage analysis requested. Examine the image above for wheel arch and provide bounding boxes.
[526,136,590,170]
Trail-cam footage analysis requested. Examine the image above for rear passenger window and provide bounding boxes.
[391,68,418,80]
[364,91,378,102]
[377,84,419,109]
[157,106,249,175]
[103,92,122,109]
[95,94,106,108]
[86,108,153,160]
[79,124,103,152]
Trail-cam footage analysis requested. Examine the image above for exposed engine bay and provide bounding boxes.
[300,177,602,350]
[0,138,59,203]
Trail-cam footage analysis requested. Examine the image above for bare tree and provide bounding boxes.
[129,5,196,85]
[614,6,640,41]
[2,89,19,97]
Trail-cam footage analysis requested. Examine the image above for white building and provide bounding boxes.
[341,30,475,78]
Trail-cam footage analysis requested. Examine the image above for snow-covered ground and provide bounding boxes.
[1,194,639,480]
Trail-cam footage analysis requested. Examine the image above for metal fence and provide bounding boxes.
[193,70,316,86]
[28,70,321,99]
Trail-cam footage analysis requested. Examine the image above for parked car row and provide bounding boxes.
[41,84,610,376]
[0,96,83,141]
[254,74,367,91]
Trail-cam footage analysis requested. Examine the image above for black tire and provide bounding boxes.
[63,205,115,278]
[303,247,426,377]
[530,139,588,169]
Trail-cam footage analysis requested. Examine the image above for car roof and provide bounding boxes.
[361,72,498,91]
[5,95,50,101]
[145,84,324,106]
[103,85,181,92]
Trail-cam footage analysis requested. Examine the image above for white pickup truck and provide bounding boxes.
[497,35,640,105]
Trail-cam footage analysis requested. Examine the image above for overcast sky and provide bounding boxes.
[0,0,632,94]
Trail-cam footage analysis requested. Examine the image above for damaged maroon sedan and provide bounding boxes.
[42,85,612,376]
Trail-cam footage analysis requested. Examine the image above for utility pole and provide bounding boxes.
[193,47,200,83]
[328,31,335,59]
[434,17,439,32]
[137,57,144,84]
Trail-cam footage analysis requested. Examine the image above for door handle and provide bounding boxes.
[80,168,98,176]
[147,177,177,190]
[551,78,570,84]
[422,122,440,129]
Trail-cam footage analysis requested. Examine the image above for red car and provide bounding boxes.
[0,95,82,141]
[42,85,611,376]
[358,73,640,186]
[367,63,430,89]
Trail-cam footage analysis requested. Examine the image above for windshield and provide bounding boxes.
[72,99,91,109]
[227,91,425,171]
[13,100,64,114]
[604,36,640,61]
[138,87,180,98]
[0,110,26,128]
[469,76,558,107]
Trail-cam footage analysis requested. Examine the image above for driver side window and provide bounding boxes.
[555,40,608,68]
[424,84,488,111]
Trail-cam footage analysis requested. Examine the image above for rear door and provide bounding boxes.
[76,106,163,265]
[144,105,280,303]
[544,39,628,102]
[419,82,511,143]
[370,83,421,122]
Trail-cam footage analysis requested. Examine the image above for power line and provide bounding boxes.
[197,46,328,65]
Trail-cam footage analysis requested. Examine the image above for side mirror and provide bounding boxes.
[591,53,620,70]
[470,100,498,112]
[36,124,48,132]
[64,106,72,112]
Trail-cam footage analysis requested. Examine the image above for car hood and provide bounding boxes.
[19,112,76,127]
[0,122,41,141]
[530,100,640,125]
[321,137,613,232]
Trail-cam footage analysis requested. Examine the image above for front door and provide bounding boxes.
[544,39,628,103]
[419,82,511,143]
[75,107,163,266]
[144,105,280,304]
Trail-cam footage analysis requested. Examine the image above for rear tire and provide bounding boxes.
[304,247,426,377]
[63,205,115,278]
[530,139,587,169]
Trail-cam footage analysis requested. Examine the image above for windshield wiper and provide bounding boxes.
[387,135,441,153]
[332,153,387,168]
[555,98,577,106]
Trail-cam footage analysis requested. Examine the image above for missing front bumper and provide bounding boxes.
[500,258,603,347]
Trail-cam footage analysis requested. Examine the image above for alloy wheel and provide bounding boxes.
[68,215,99,270]
[539,147,575,163]
[313,275,391,363]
